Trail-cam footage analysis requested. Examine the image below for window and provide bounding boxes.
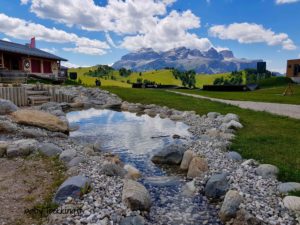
[293,64,300,76]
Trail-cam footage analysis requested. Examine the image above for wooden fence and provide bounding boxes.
[45,85,73,103]
[0,86,27,106]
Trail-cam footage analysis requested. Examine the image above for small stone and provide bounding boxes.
[283,196,300,212]
[100,163,126,177]
[207,112,220,119]
[278,182,300,193]
[120,215,145,225]
[0,141,8,157]
[67,156,85,168]
[38,143,63,157]
[219,190,243,222]
[205,173,229,199]
[226,151,242,161]
[151,144,185,165]
[187,156,209,178]
[124,164,141,180]
[223,113,239,123]
[59,149,77,163]
[7,139,38,158]
[0,99,18,115]
[255,164,279,179]
[180,150,194,171]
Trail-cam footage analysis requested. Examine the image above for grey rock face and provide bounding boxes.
[7,139,38,158]
[67,156,85,168]
[59,149,77,163]
[278,182,300,193]
[20,128,48,138]
[53,176,90,204]
[38,143,63,157]
[0,120,19,133]
[151,144,185,165]
[122,179,151,211]
[0,99,18,115]
[219,190,243,222]
[255,164,279,179]
[120,215,145,225]
[205,173,229,199]
[227,151,242,161]
[100,163,126,177]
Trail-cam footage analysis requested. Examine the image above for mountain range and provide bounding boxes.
[112,47,262,74]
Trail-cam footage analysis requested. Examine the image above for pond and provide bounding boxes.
[67,108,222,225]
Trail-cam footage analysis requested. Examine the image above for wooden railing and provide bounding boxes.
[0,86,27,106]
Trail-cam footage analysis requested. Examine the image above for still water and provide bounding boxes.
[67,108,222,225]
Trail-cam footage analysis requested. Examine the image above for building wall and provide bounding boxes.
[286,59,300,77]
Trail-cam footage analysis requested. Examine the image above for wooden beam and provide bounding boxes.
[0,52,4,68]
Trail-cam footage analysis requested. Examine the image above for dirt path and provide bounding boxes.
[169,91,300,120]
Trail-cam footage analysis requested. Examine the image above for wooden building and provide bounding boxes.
[0,38,67,83]
[286,59,300,83]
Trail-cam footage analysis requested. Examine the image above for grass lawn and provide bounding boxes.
[177,85,300,105]
[103,87,300,184]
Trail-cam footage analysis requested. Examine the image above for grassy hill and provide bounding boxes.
[68,67,230,88]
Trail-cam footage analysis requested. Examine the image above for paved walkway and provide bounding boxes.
[169,91,300,120]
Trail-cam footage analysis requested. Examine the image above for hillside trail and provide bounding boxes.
[169,91,300,120]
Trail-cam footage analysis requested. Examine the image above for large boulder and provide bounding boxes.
[20,128,48,138]
[283,196,300,213]
[151,144,185,165]
[187,157,209,178]
[180,150,194,171]
[0,120,19,133]
[223,113,239,123]
[100,163,126,177]
[205,173,229,199]
[255,164,279,179]
[11,110,69,133]
[278,182,300,193]
[0,99,18,115]
[7,139,38,158]
[219,190,243,222]
[59,149,77,163]
[122,179,151,211]
[0,141,8,157]
[38,143,63,157]
[53,176,90,204]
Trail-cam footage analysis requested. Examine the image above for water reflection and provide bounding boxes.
[67,108,191,155]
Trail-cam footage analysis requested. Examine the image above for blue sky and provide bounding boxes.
[0,0,299,73]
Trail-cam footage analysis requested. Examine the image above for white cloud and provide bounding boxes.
[276,0,300,4]
[0,13,109,55]
[22,0,175,34]
[121,10,213,52]
[40,47,57,54]
[209,22,296,50]
[105,32,117,48]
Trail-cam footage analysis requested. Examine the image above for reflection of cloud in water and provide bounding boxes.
[68,109,190,155]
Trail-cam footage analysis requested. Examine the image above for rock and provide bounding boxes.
[7,139,38,158]
[128,104,144,113]
[283,196,300,212]
[38,143,63,157]
[151,144,185,165]
[11,110,69,133]
[187,156,209,178]
[122,179,151,211]
[69,102,84,108]
[53,176,90,204]
[0,99,18,115]
[232,209,266,225]
[83,146,97,156]
[124,164,141,180]
[278,182,300,193]
[93,140,102,151]
[0,141,8,157]
[255,164,279,179]
[180,150,194,170]
[219,190,243,222]
[144,109,157,117]
[59,149,77,163]
[67,157,85,168]
[222,120,243,130]
[0,120,19,133]
[207,112,220,119]
[182,180,196,196]
[121,101,129,111]
[100,163,126,177]
[223,113,240,123]
[241,159,259,167]
[226,151,242,161]
[120,215,145,225]
[205,173,229,199]
[20,128,48,138]
[170,114,183,121]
